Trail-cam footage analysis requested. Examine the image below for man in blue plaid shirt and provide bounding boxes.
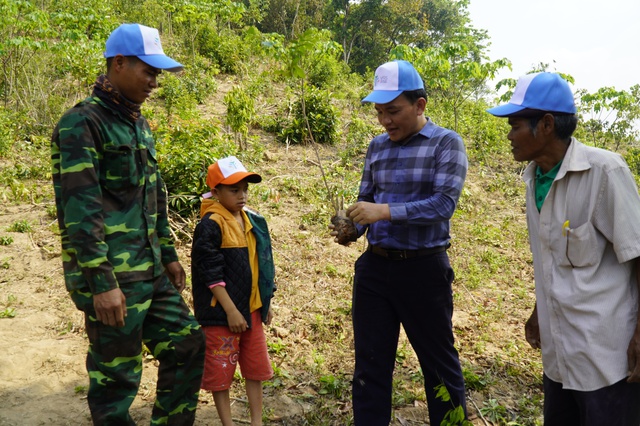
[332,60,468,425]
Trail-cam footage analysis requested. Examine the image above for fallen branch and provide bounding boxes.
[468,394,490,426]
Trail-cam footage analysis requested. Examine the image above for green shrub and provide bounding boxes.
[156,73,199,121]
[280,86,339,145]
[179,56,220,104]
[224,85,255,144]
[197,27,251,75]
[0,107,16,158]
[624,148,640,188]
[339,115,378,166]
[156,121,237,216]
[318,374,349,398]
[305,49,345,90]
[155,58,218,122]
[49,5,112,86]
[7,220,32,233]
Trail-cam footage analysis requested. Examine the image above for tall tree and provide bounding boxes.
[325,0,472,74]
[418,0,472,48]
[577,86,640,151]
[392,29,510,133]
[0,0,51,107]
[258,0,326,39]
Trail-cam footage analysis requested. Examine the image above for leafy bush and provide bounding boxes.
[302,38,345,89]
[156,120,237,216]
[427,98,511,168]
[0,107,18,158]
[157,73,199,120]
[113,0,167,31]
[197,27,251,75]
[155,58,217,121]
[306,57,343,89]
[178,56,220,104]
[7,220,32,233]
[224,85,255,144]
[155,58,219,122]
[49,6,115,85]
[339,115,378,166]
[624,149,640,187]
[280,85,339,145]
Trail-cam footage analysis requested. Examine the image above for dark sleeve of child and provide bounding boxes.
[191,216,225,318]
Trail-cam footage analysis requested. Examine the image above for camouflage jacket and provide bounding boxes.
[51,95,178,295]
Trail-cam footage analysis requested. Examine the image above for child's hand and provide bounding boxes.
[266,307,274,325]
[227,309,248,333]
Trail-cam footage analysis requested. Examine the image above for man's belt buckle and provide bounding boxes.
[368,244,449,260]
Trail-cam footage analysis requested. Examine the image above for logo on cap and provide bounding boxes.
[362,60,424,104]
[203,156,262,198]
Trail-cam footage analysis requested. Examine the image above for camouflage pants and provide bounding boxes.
[71,274,205,425]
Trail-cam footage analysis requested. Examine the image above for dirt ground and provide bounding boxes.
[0,202,437,425]
[0,202,328,425]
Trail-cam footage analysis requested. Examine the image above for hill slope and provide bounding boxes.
[0,133,542,425]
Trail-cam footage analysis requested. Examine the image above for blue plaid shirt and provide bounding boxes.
[357,119,468,250]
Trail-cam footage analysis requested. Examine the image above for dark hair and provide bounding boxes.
[528,114,578,142]
[401,88,427,104]
[106,56,139,72]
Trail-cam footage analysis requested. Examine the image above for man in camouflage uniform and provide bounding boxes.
[51,23,204,425]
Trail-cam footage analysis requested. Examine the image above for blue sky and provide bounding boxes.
[467,0,640,94]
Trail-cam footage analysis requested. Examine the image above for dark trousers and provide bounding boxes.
[72,275,205,426]
[544,374,640,426]
[352,250,467,425]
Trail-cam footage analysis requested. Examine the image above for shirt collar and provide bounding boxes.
[524,138,590,183]
[556,138,590,180]
[419,117,435,138]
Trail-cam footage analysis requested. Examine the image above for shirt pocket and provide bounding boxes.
[101,145,140,189]
[558,222,602,268]
[146,146,158,174]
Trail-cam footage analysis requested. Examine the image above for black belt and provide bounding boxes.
[367,243,450,260]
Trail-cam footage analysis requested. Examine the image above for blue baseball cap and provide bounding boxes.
[362,60,424,104]
[104,23,183,72]
[487,72,576,117]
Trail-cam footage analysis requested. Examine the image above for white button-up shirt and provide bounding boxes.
[525,139,640,391]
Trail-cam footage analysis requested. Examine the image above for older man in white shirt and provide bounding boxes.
[488,72,640,426]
